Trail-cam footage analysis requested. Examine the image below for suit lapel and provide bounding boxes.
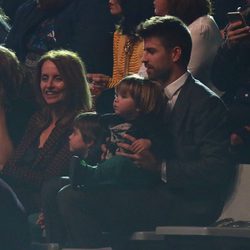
[170,75,195,130]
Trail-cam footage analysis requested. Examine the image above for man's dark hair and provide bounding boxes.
[137,15,192,66]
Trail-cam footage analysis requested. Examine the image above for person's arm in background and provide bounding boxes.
[211,21,250,92]
[188,16,222,84]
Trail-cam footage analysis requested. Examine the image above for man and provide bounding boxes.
[118,15,235,224]
[43,16,235,248]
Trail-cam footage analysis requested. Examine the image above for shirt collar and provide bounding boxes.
[164,72,189,100]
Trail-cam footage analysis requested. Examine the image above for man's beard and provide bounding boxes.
[147,68,171,84]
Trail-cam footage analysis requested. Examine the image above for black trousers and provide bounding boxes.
[1,174,41,214]
[0,178,30,250]
[41,177,222,248]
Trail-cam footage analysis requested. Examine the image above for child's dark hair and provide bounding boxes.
[115,74,165,116]
[73,112,104,164]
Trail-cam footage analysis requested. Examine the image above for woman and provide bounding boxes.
[88,0,154,105]
[154,0,222,90]
[0,49,92,214]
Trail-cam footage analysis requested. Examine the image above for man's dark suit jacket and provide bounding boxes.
[158,74,235,226]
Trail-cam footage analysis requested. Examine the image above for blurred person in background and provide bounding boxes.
[0,0,26,23]
[153,0,222,92]
[5,0,114,82]
[212,4,250,162]
[88,0,154,113]
[0,46,36,168]
[0,7,9,43]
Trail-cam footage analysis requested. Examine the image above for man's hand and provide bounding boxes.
[87,73,110,86]
[230,126,250,145]
[87,73,110,96]
[116,134,161,172]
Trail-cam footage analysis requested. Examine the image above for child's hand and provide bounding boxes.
[130,138,152,153]
[36,212,45,230]
[101,137,110,160]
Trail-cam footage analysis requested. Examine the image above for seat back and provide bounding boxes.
[218,164,250,221]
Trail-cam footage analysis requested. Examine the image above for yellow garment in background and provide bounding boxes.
[107,31,143,88]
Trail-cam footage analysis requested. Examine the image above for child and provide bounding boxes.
[101,74,167,160]
[68,112,106,188]
[70,75,171,189]
[69,112,104,165]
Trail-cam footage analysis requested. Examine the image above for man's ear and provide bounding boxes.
[171,46,182,63]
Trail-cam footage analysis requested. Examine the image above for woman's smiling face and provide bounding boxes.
[40,60,66,106]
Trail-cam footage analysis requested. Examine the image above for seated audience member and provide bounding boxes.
[0,178,29,250]
[0,49,92,214]
[0,7,9,43]
[5,0,114,81]
[212,5,250,162]
[41,16,235,249]
[69,112,104,165]
[42,112,104,243]
[153,0,222,91]
[0,46,36,163]
[88,0,154,113]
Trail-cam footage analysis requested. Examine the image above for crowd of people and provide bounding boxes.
[0,0,249,249]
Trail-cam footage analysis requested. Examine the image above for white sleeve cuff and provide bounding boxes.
[161,160,167,183]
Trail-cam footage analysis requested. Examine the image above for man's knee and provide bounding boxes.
[41,177,70,207]
[57,184,79,215]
